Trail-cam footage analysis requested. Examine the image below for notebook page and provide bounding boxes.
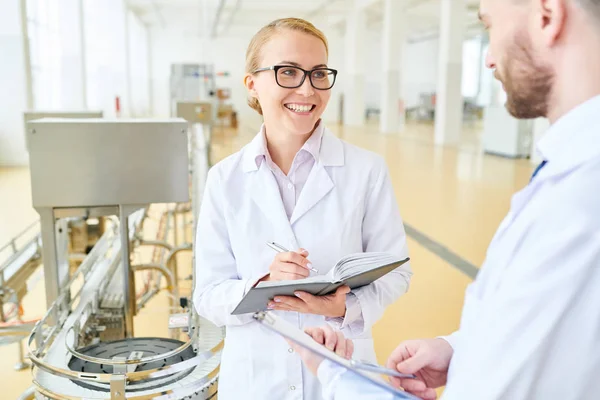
[333,253,403,281]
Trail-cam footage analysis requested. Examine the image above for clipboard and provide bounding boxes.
[252,311,420,399]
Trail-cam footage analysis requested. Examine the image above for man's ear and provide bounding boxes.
[244,74,258,99]
[536,0,566,46]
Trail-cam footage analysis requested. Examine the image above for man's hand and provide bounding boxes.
[385,338,454,400]
[268,285,350,318]
[286,324,354,375]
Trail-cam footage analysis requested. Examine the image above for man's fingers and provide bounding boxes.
[333,331,346,358]
[396,351,430,375]
[346,339,354,359]
[397,378,427,393]
[305,327,326,345]
[408,388,437,400]
[321,324,338,351]
[387,342,412,368]
[387,342,430,375]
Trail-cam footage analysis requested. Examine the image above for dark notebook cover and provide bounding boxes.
[231,258,409,315]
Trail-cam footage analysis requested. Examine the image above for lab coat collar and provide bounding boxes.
[242,123,344,228]
[251,121,324,172]
[242,122,344,173]
[535,94,600,180]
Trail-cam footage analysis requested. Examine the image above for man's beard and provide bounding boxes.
[500,30,554,119]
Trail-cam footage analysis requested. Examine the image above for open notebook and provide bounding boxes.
[231,252,409,315]
[253,311,420,399]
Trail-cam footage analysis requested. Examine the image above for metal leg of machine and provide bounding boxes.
[14,336,31,371]
[119,205,137,338]
[37,208,70,316]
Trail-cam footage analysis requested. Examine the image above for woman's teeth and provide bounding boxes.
[285,104,313,113]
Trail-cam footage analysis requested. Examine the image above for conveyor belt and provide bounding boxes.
[32,209,224,399]
[0,228,42,293]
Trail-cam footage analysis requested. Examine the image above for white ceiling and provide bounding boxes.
[127,0,483,40]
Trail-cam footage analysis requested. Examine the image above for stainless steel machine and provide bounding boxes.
[0,111,106,373]
[12,118,223,399]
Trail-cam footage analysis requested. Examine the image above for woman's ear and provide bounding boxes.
[244,74,258,99]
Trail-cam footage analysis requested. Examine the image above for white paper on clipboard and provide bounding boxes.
[252,311,420,399]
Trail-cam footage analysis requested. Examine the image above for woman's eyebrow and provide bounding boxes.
[277,61,328,69]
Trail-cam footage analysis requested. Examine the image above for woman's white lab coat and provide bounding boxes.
[193,126,412,400]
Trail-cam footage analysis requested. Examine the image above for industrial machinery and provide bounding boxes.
[176,100,213,217]
[170,64,216,118]
[4,117,223,399]
[1,112,106,374]
[23,110,104,151]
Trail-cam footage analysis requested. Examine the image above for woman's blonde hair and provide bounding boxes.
[245,18,329,115]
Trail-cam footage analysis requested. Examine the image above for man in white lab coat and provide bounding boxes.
[292,0,600,398]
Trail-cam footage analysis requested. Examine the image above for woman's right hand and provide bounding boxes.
[262,249,313,281]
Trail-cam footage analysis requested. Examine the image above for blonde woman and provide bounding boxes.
[193,17,412,399]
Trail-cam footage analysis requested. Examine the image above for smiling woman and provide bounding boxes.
[193,17,413,400]
[242,18,335,155]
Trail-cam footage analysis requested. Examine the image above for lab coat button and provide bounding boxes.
[290,386,296,391]
[288,348,294,353]
[287,183,293,190]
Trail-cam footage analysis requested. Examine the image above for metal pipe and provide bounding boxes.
[172,207,179,249]
[133,263,177,300]
[136,287,159,312]
[14,338,31,370]
[120,206,135,338]
[134,238,174,252]
[15,385,36,400]
[165,244,192,292]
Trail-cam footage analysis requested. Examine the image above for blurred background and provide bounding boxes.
[0,1,547,399]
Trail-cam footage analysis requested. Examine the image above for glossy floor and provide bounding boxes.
[0,119,535,399]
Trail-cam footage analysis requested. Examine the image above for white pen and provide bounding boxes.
[266,241,319,273]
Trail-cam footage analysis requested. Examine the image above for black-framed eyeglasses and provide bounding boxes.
[252,65,338,90]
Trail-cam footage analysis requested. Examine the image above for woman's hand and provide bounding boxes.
[261,248,313,282]
[268,285,350,318]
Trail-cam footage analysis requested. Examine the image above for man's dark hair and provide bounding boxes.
[577,0,600,19]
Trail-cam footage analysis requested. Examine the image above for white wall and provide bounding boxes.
[58,0,86,109]
[361,29,441,112]
[128,11,150,117]
[84,0,129,117]
[402,38,440,109]
[0,1,29,166]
